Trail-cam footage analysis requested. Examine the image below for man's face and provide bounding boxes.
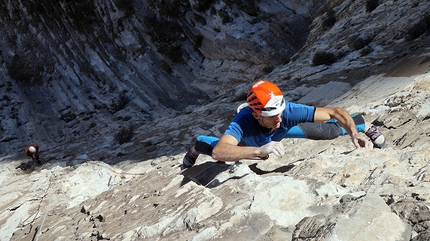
[253,112,282,129]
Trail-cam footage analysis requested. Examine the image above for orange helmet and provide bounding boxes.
[247,80,285,116]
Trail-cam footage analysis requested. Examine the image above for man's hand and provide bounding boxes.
[259,141,285,158]
[352,136,373,149]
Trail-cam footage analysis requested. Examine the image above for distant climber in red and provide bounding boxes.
[25,143,41,165]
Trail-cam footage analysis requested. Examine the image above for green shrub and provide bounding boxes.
[194,35,203,50]
[8,54,43,85]
[67,1,97,32]
[156,0,189,18]
[88,122,96,129]
[241,0,259,17]
[225,0,259,17]
[218,9,232,24]
[117,0,134,16]
[350,36,372,50]
[262,66,274,74]
[195,14,207,25]
[160,45,183,63]
[322,10,336,30]
[406,14,430,41]
[24,0,62,19]
[249,17,260,24]
[145,16,186,63]
[60,111,77,123]
[312,51,338,66]
[160,60,172,74]
[193,0,216,12]
[366,0,379,12]
[109,92,132,113]
[280,55,291,65]
[360,46,373,56]
[115,125,134,145]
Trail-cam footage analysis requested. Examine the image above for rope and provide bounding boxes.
[82,160,147,177]
[35,171,57,241]
[32,168,59,241]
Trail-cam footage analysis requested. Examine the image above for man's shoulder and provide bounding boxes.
[282,101,315,123]
[284,101,315,112]
[234,107,254,121]
[285,101,312,107]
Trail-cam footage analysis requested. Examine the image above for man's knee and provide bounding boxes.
[195,136,219,156]
[195,141,214,156]
[352,114,366,132]
[298,122,343,140]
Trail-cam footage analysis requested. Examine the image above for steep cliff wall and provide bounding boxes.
[0,0,324,160]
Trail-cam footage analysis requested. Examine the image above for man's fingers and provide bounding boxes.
[272,143,285,157]
[354,137,374,149]
[272,149,282,157]
[365,140,374,149]
[277,144,285,156]
[352,137,361,149]
[260,141,285,157]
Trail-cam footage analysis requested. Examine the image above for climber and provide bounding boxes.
[182,80,385,168]
[25,143,42,165]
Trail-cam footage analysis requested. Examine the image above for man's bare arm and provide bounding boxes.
[212,134,284,162]
[314,107,372,148]
[314,107,359,137]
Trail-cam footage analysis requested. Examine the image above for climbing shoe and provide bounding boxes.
[365,124,386,149]
[182,148,199,169]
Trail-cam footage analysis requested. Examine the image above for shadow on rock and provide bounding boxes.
[180,162,253,188]
[248,163,295,175]
[15,160,45,173]
[180,161,297,188]
[180,162,232,187]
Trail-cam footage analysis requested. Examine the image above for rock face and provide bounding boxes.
[0,0,324,161]
[2,74,430,241]
[1,0,430,240]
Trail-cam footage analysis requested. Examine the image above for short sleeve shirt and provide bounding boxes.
[224,101,315,147]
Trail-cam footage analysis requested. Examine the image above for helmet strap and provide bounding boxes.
[252,112,275,132]
[259,116,276,133]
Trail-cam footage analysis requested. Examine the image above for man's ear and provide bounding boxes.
[252,112,260,120]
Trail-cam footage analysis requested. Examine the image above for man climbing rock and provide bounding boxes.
[182,80,385,168]
[25,143,42,165]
